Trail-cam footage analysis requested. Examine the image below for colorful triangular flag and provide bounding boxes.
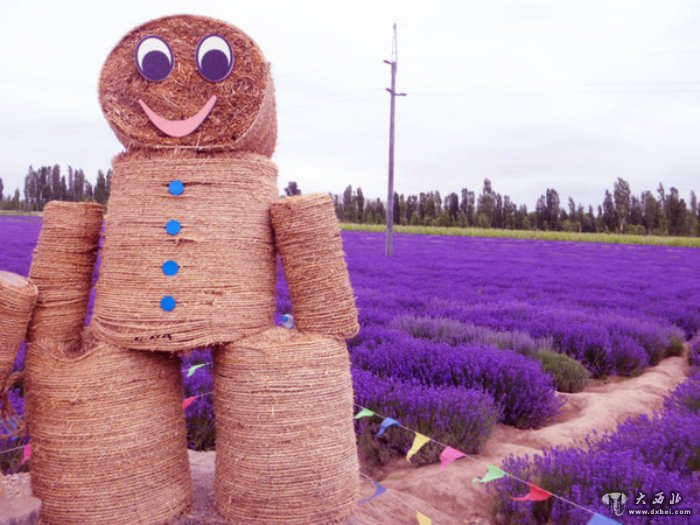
[406,433,431,462]
[354,408,375,420]
[439,446,465,470]
[359,481,386,504]
[21,443,31,465]
[473,464,506,484]
[182,397,196,410]
[416,511,432,525]
[186,363,207,377]
[587,513,622,525]
[511,482,552,502]
[377,417,399,436]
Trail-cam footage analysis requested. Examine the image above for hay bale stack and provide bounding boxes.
[25,334,192,525]
[214,327,359,524]
[0,272,37,382]
[28,202,103,347]
[270,194,359,339]
[99,14,276,156]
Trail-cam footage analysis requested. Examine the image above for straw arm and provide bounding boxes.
[0,272,37,382]
[27,201,104,346]
[270,194,359,339]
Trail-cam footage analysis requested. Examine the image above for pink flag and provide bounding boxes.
[439,447,465,470]
[511,482,552,502]
[21,443,31,465]
[182,397,196,410]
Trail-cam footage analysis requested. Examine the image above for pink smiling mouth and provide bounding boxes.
[138,95,217,138]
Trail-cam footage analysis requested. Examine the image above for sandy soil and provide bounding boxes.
[1,354,689,524]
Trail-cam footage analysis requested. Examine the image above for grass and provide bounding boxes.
[0,210,42,216]
[340,223,700,248]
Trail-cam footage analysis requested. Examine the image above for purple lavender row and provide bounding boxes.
[350,326,563,428]
[351,367,501,466]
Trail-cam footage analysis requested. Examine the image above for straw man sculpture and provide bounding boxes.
[0,14,359,524]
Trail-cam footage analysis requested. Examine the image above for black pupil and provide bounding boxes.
[201,50,229,81]
[143,51,171,81]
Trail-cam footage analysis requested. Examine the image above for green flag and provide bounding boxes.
[354,408,375,420]
[473,464,506,484]
[186,363,207,377]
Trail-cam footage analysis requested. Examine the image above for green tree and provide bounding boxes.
[356,187,364,223]
[613,178,631,233]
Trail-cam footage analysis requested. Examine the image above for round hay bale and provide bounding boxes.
[270,194,359,339]
[214,327,359,524]
[90,151,278,352]
[0,272,37,382]
[28,202,103,346]
[25,334,192,525]
[99,15,276,156]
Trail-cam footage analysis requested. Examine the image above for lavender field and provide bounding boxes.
[1,215,699,523]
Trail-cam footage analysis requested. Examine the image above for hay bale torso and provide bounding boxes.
[91,150,278,352]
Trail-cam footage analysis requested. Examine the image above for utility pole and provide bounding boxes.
[384,23,406,256]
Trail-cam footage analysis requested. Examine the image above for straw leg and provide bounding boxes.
[214,327,359,525]
[25,333,193,525]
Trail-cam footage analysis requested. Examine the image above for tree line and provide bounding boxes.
[0,165,111,211]
[331,178,700,237]
[2,168,698,237]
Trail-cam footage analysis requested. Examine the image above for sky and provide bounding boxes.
[1,0,699,209]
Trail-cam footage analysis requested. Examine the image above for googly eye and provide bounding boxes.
[135,36,173,82]
[196,34,234,82]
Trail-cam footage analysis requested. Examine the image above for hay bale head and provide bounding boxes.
[99,15,276,155]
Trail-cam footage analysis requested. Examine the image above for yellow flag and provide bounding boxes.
[416,511,432,525]
[406,433,431,462]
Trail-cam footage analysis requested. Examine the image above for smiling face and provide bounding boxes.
[99,15,276,154]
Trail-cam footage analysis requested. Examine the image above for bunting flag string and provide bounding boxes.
[182,397,196,410]
[416,510,432,525]
[353,403,621,524]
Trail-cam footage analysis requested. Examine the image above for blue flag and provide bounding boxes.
[377,417,399,436]
[359,482,386,504]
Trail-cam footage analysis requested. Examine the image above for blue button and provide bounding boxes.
[162,260,179,276]
[165,220,181,235]
[169,180,184,196]
[160,296,176,311]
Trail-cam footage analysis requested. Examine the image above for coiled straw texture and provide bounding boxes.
[28,201,103,347]
[270,194,359,339]
[0,272,37,438]
[91,150,278,352]
[0,272,37,382]
[26,334,192,525]
[214,327,359,524]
